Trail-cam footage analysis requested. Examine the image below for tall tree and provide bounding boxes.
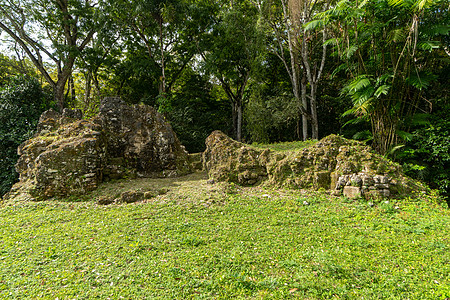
[103,0,213,109]
[0,0,98,111]
[76,22,122,114]
[262,0,331,140]
[298,0,331,140]
[200,0,263,141]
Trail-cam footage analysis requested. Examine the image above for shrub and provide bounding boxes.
[397,102,450,205]
[0,76,49,196]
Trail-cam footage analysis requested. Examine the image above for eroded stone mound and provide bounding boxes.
[4,97,191,201]
[203,131,270,185]
[203,131,425,199]
[98,97,190,179]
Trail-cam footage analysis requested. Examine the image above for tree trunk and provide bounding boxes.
[301,71,308,140]
[93,73,101,101]
[372,110,397,155]
[55,67,74,112]
[54,81,66,112]
[232,102,237,140]
[69,75,76,105]
[310,85,319,140]
[159,17,166,96]
[236,101,242,142]
[84,71,92,112]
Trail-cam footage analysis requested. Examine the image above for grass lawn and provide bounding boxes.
[251,140,317,152]
[0,172,449,299]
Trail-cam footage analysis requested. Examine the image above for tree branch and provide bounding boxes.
[0,20,55,87]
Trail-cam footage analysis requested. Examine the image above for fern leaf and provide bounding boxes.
[345,45,358,59]
[353,130,373,141]
[397,130,413,142]
[413,0,436,11]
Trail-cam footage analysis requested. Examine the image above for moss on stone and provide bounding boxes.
[203,131,426,198]
[4,98,193,202]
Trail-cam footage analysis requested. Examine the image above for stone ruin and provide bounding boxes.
[3,104,425,202]
[4,97,192,201]
[202,131,425,199]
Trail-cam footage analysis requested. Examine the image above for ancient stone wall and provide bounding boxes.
[203,131,425,199]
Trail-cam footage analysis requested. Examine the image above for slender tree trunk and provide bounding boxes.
[84,71,92,112]
[236,101,242,142]
[232,102,237,140]
[159,17,166,96]
[230,98,243,142]
[310,85,319,139]
[69,75,76,105]
[301,71,308,140]
[93,73,101,101]
[281,0,306,141]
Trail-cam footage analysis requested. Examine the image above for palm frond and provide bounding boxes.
[388,144,405,156]
[421,25,450,36]
[374,85,390,98]
[418,41,441,51]
[353,130,373,141]
[358,0,369,8]
[323,38,337,47]
[387,28,407,43]
[413,0,437,11]
[397,130,413,142]
[377,73,394,84]
[402,113,430,127]
[344,45,358,59]
[387,0,406,7]
[406,72,438,90]
[347,75,371,92]
[304,20,324,31]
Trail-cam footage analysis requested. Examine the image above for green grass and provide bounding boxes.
[251,140,317,152]
[0,173,449,299]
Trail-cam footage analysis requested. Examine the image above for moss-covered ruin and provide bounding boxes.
[4,97,192,201]
[203,131,425,199]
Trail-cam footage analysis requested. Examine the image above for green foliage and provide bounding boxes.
[102,0,214,105]
[321,0,448,154]
[244,53,300,143]
[201,0,265,140]
[246,92,299,143]
[0,54,39,86]
[0,76,49,196]
[168,70,231,153]
[0,180,448,298]
[396,102,450,202]
[109,47,161,105]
